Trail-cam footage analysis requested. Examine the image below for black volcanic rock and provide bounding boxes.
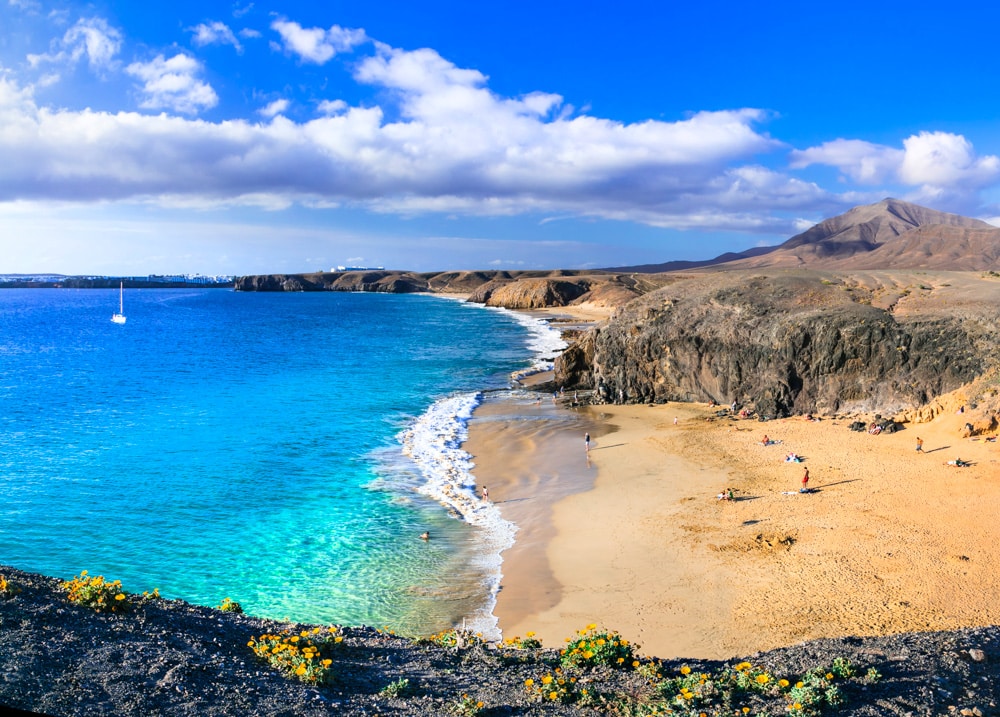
[4,563,1000,716]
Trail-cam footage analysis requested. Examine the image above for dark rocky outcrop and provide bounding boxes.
[3,564,1000,716]
[556,271,1000,417]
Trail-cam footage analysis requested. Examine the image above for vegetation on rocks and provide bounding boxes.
[1,565,999,716]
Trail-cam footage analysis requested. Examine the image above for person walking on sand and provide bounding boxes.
[481,485,489,501]
[916,437,923,452]
[584,432,591,452]
[800,467,810,493]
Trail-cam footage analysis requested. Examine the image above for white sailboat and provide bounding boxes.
[111,282,127,324]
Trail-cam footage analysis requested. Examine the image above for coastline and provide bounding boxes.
[453,300,1000,660]
[483,392,1000,659]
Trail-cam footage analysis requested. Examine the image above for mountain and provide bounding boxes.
[612,199,1000,272]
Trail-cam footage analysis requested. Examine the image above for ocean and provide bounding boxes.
[0,288,564,637]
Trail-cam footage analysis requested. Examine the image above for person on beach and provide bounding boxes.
[584,432,591,452]
[761,434,770,446]
[800,467,810,493]
[481,485,489,501]
[419,531,430,540]
[916,437,924,452]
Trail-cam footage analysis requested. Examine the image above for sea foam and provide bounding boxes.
[399,306,568,639]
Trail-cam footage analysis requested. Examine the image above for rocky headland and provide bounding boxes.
[235,201,1000,423]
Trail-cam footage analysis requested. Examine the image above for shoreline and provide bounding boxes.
[481,392,1000,659]
[460,301,1000,659]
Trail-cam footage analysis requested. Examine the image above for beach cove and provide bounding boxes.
[476,308,1000,661]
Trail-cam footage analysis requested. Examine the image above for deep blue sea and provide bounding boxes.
[0,288,562,636]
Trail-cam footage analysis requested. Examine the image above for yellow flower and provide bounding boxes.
[114,593,125,601]
[756,674,769,685]
[541,675,553,685]
[779,679,789,687]
[596,638,606,646]
[826,672,834,680]
[795,681,804,688]
[793,703,803,710]
[295,665,306,676]
[583,650,594,659]
[476,702,484,709]
[524,679,534,687]
[742,709,750,715]
[321,659,332,667]
[617,657,624,664]
[549,691,558,701]
[632,661,640,668]
[526,631,536,637]
[680,665,691,675]
[586,623,597,631]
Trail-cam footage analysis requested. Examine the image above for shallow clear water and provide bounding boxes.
[0,288,552,634]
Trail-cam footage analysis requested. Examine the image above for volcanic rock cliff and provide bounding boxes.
[555,270,1000,417]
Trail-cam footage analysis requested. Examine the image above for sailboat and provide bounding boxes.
[111,282,127,324]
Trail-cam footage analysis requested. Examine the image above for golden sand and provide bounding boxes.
[464,301,1000,659]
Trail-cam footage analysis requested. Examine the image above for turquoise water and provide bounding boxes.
[0,288,556,634]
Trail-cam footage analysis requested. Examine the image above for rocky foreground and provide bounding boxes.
[1,566,999,716]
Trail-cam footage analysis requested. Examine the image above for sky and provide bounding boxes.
[2,1,1000,276]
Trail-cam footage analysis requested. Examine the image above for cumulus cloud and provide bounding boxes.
[0,38,839,234]
[258,98,289,117]
[126,54,218,114]
[899,131,1000,187]
[271,19,367,64]
[792,132,1000,192]
[317,99,347,115]
[789,139,903,184]
[189,21,243,53]
[27,17,122,75]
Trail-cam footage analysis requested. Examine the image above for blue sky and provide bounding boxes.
[2,0,1000,275]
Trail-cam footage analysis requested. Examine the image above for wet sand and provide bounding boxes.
[472,385,1000,660]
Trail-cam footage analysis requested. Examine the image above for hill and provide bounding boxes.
[611,198,1000,272]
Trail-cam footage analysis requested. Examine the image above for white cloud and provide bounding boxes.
[125,54,219,114]
[791,132,1000,191]
[18,34,1000,237]
[27,17,122,75]
[899,131,1000,187]
[317,99,347,115]
[789,139,903,183]
[189,21,243,53]
[0,41,802,235]
[271,19,367,64]
[259,98,289,118]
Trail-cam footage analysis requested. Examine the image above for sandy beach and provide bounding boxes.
[466,312,1000,661]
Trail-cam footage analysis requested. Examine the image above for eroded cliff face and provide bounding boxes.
[556,272,1000,417]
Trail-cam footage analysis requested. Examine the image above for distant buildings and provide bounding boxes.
[0,274,235,287]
